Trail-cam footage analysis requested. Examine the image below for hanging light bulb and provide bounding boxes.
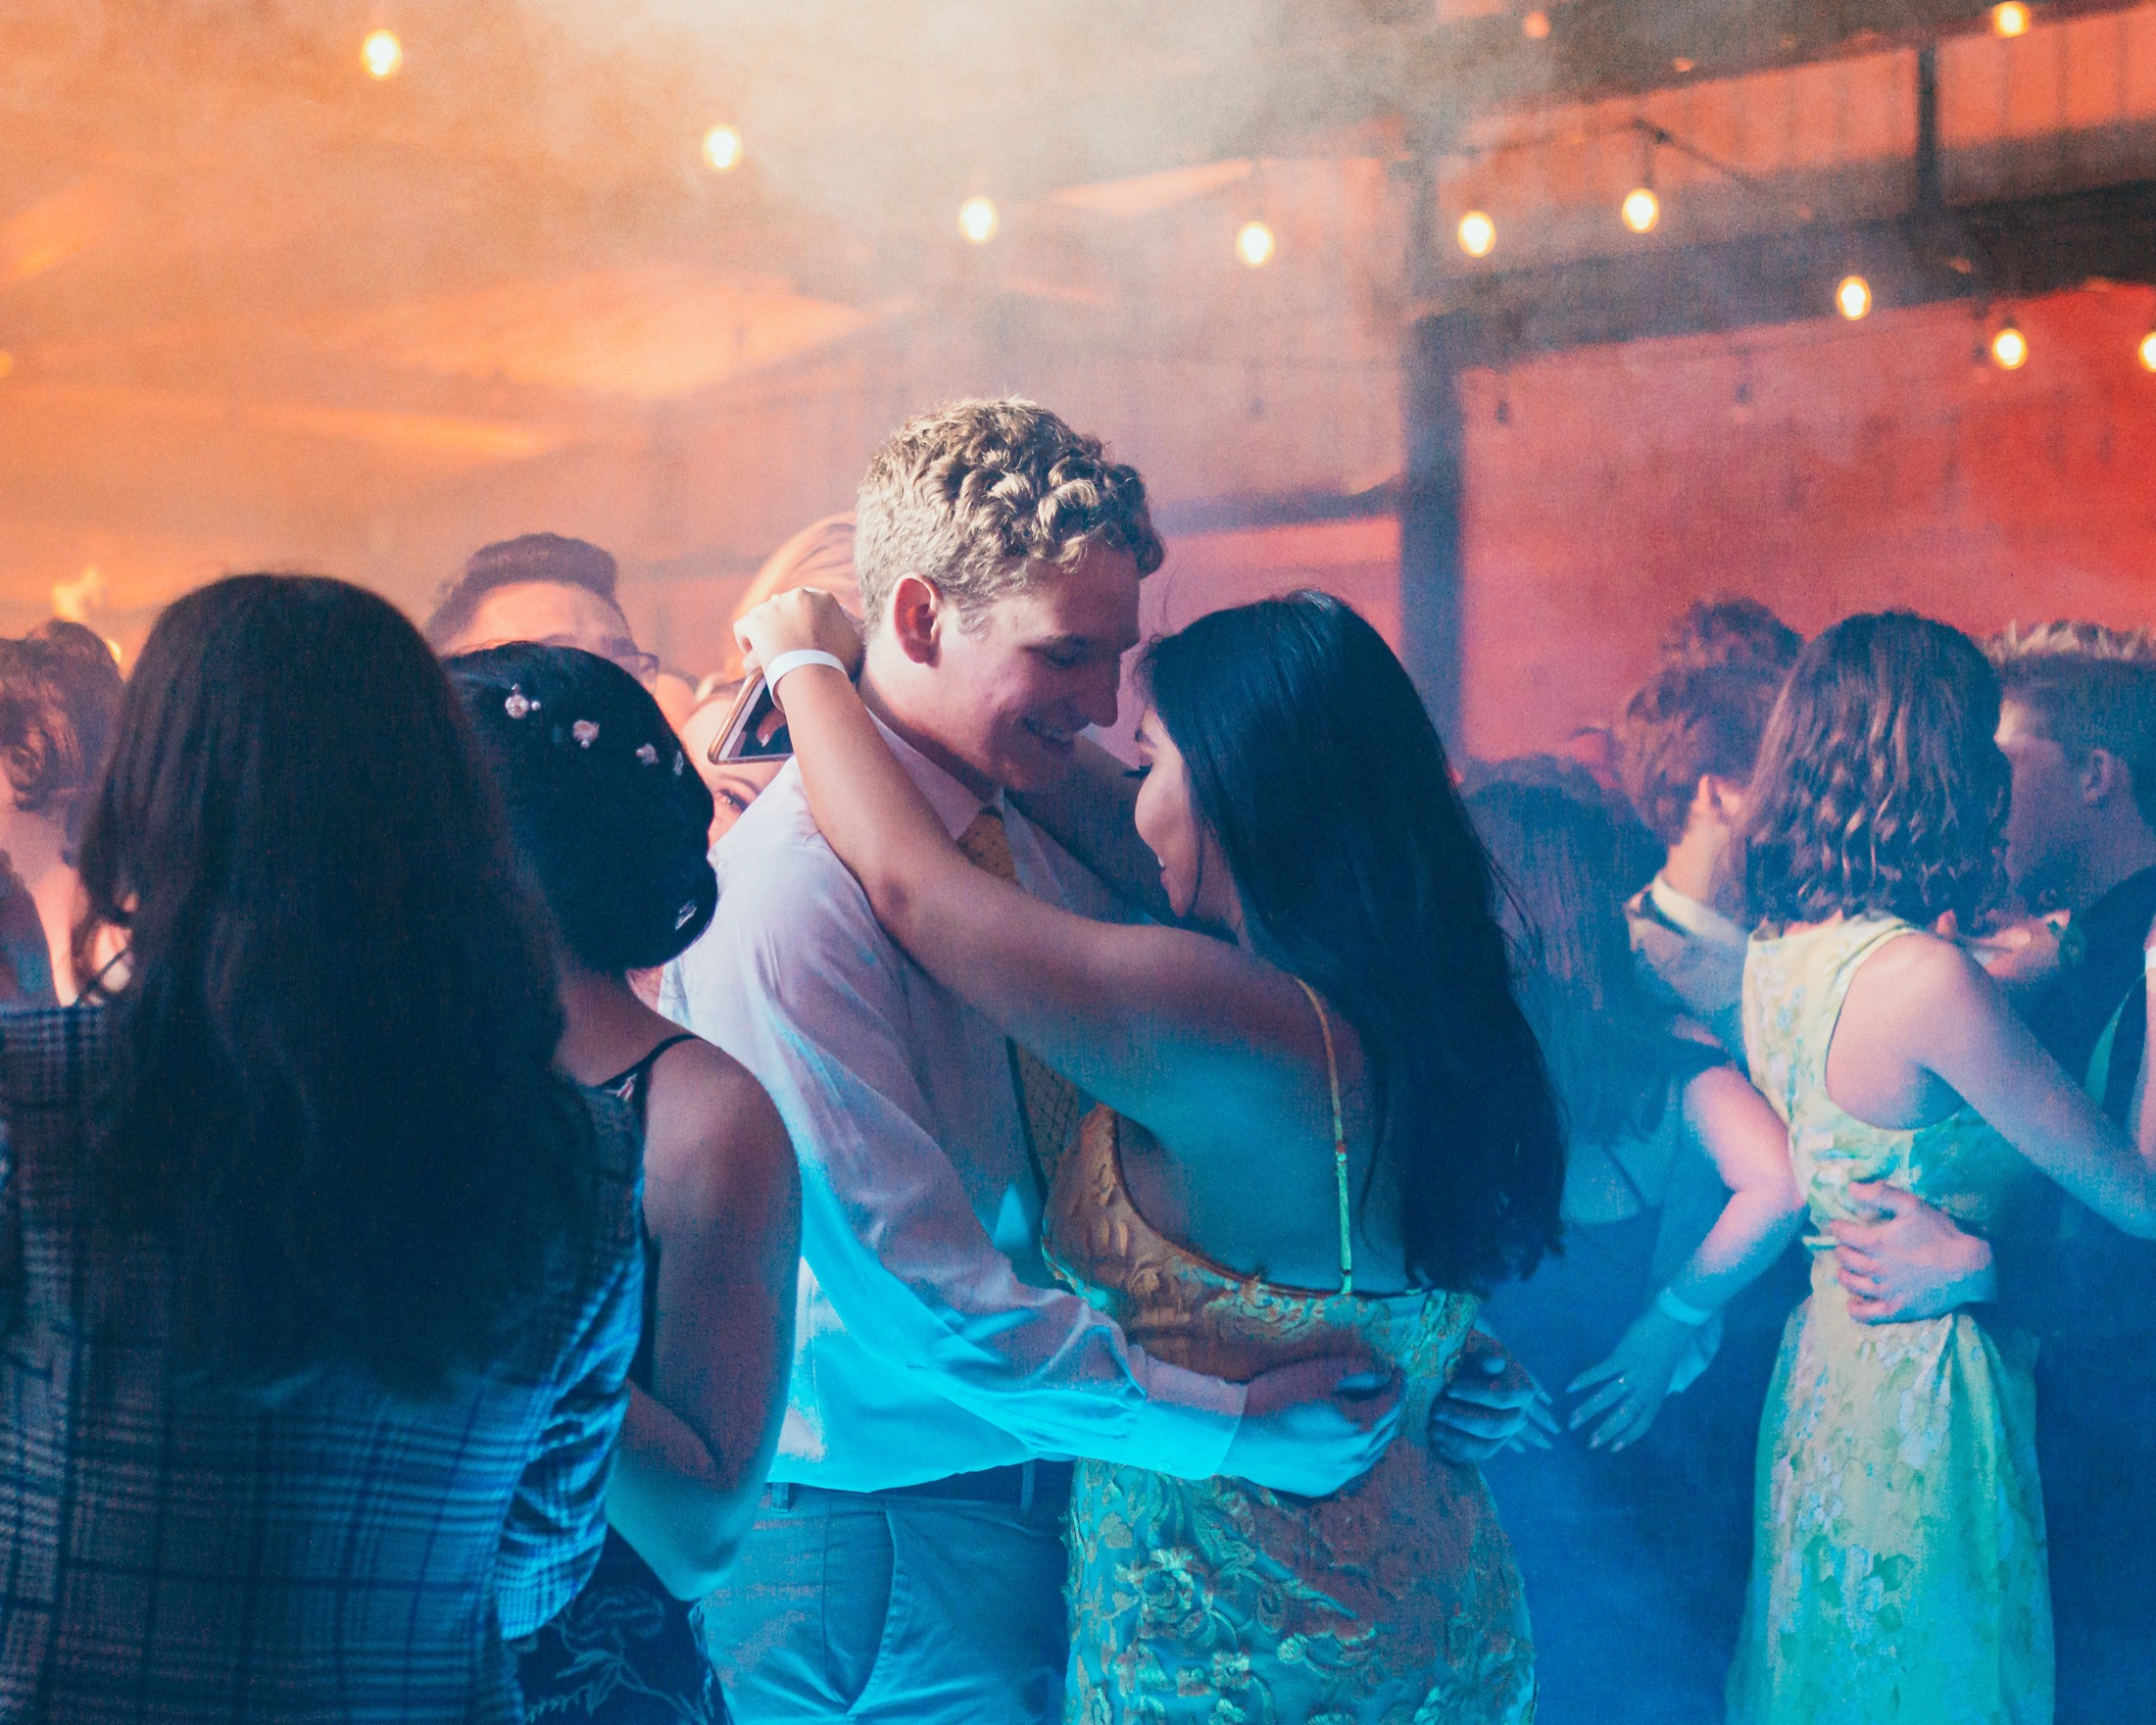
[1236,222,1276,268]
[957,197,999,245]
[703,125,744,173]
[2137,330,2156,372]
[1621,186,1660,233]
[1990,325,2030,370]
[362,29,403,79]
[1457,211,1496,258]
[1521,11,1551,39]
[1837,275,1873,320]
[1991,3,2032,38]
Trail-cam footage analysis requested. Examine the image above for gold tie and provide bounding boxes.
[955,807,1088,1191]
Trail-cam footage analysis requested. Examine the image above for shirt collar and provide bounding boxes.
[868,711,1003,843]
[1647,873,1748,953]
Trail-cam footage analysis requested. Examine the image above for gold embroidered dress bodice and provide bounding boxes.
[1040,984,1536,1725]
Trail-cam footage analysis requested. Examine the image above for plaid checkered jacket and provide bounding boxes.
[0,1008,644,1722]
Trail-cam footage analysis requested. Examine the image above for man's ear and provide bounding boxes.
[1699,773,1749,826]
[2082,747,2130,810]
[886,574,944,667]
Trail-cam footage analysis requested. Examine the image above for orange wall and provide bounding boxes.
[1093,282,2156,767]
[1454,279,2156,759]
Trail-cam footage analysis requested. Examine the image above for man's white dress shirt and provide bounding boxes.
[662,720,1246,1493]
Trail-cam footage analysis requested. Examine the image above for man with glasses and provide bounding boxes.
[425,533,662,687]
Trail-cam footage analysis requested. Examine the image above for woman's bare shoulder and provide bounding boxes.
[1850,924,1990,1003]
[640,1038,795,1214]
[1838,924,2005,1074]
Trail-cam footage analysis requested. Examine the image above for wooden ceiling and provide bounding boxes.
[1,0,2148,646]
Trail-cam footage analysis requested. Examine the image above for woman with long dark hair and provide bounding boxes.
[448,644,799,1725]
[732,585,1563,1724]
[1468,767,1801,1449]
[1468,766,1803,1716]
[0,574,644,1720]
[1727,613,2156,1725]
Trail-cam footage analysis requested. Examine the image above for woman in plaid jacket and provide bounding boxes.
[0,573,645,1722]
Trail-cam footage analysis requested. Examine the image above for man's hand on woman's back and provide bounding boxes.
[1830,1182,1998,1321]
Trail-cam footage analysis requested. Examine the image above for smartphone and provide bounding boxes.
[709,672,792,764]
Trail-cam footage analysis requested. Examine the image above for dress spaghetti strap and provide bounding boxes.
[1293,978,1353,1295]
[598,1031,700,1132]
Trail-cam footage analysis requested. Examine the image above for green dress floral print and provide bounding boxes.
[1042,1107,1536,1725]
[1730,917,2051,1725]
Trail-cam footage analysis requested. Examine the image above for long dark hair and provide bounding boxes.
[1467,768,1676,1152]
[73,574,596,1391]
[1143,591,1564,1293]
[1743,612,2009,928]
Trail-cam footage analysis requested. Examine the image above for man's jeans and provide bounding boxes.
[700,1478,1068,1725]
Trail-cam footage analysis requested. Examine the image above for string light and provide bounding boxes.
[1621,187,1660,233]
[1836,275,1873,320]
[1457,211,1496,258]
[1990,325,2029,370]
[1991,3,2032,38]
[957,197,999,245]
[1521,11,1550,39]
[702,125,743,173]
[1236,222,1276,268]
[2137,330,2156,372]
[361,29,403,79]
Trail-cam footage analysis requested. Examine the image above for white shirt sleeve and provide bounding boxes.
[672,828,1246,1480]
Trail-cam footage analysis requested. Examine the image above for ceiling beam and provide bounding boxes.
[1215,0,2150,170]
[1412,175,2156,361]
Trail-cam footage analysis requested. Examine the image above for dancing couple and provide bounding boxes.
[665,398,1565,1725]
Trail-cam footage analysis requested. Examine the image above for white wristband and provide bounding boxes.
[1656,1285,1716,1327]
[763,649,849,691]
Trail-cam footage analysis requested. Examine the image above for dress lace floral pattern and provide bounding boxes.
[1729,917,2051,1725]
[1044,1109,1536,1725]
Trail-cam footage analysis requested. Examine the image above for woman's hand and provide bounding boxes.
[1428,1334,1556,1462]
[1565,1306,1697,1451]
[733,587,864,688]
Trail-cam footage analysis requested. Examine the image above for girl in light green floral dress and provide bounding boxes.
[1728,615,2156,1725]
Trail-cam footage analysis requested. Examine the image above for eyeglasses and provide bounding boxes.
[463,634,661,689]
[603,647,662,688]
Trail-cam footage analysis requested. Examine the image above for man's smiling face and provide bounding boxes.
[926,541,1142,793]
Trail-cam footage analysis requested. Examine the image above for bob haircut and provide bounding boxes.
[74,573,596,1391]
[449,643,717,974]
[1743,611,2009,930]
[1141,590,1565,1294]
